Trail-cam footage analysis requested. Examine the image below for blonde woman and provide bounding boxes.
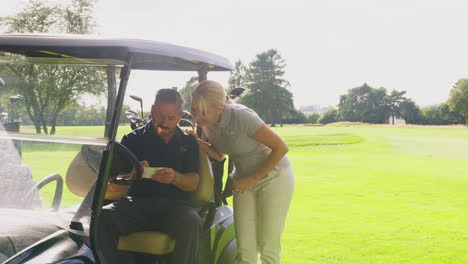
[188,80,294,264]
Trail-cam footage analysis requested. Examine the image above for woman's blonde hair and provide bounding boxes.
[192,80,232,116]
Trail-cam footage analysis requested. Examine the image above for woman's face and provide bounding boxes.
[191,98,222,127]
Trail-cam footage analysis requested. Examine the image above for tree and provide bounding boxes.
[337,83,389,124]
[178,76,198,111]
[420,103,464,125]
[57,102,131,126]
[0,0,61,33]
[386,89,406,125]
[63,0,97,34]
[319,108,338,124]
[399,99,422,124]
[439,103,465,124]
[0,0,104,134]
[0,0,96,34]
[227,60,247,93]
[420,105,441,125]
[306,112,320,124]
[284,109,306,124]
[448,79,468,125]
[239,49,294,126]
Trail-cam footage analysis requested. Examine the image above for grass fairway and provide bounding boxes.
[19,124,468,263]
[275,125,468,264]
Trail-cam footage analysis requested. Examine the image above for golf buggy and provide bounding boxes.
[0,34,237,264]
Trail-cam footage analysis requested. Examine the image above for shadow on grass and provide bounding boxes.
[284,133,364,147]
[22,141,81,152]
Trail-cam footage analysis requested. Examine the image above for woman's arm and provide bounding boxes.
[233,124,288,192]
[186,129,225,161]
[198,140,225,162]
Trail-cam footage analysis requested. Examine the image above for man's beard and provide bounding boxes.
[157,125,175,138]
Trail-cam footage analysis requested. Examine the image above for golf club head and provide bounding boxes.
[178,118,194,129]
[0,77,5,86]
[229,87,249,100]
[129,116,142,124]
[126,113,136,120]
[129,95,143,103]
[182,110,193,120]
[126,110,138,117]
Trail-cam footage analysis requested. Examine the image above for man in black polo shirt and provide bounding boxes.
[97,89,200,264]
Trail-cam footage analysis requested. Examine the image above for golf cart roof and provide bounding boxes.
[0,34,233,71]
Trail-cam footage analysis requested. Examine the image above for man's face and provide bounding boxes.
[151,102,181,138]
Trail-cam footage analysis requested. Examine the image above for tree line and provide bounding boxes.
[0,0,105,134]
[180,51,467,126]
[315,82,466,126]
[19,102,132,127]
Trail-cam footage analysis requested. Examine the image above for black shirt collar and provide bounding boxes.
[145,120,187,141]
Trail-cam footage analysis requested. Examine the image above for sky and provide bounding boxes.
[1,0,468,109]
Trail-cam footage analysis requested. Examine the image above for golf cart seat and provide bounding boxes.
[66,145,103,197]
[117,148,214,255]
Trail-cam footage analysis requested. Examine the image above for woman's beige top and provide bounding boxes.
[204,103,290,180]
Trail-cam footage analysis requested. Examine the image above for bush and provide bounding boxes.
[319,108,338,124]
[306,112,320,124]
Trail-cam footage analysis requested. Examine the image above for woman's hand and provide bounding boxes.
[185,128,225,161]
[185,129,210,151]
[233,176,258,193]
[185,129,210,152]
[185,129,199,140]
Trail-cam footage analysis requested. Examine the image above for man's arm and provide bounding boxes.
[173,171,199,192]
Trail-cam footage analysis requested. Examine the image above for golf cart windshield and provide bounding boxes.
[0,51,123,234]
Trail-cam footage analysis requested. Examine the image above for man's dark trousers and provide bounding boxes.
[97,196,201,264]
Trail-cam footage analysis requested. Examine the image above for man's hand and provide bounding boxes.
[151,168,177,184]
[106,160,144,194]
[139,160,150,170]
[139,160,177,185]
[107,182,129,192]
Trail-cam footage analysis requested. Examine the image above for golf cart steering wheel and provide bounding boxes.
[23,173,63,211]
[110,142,143,186]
